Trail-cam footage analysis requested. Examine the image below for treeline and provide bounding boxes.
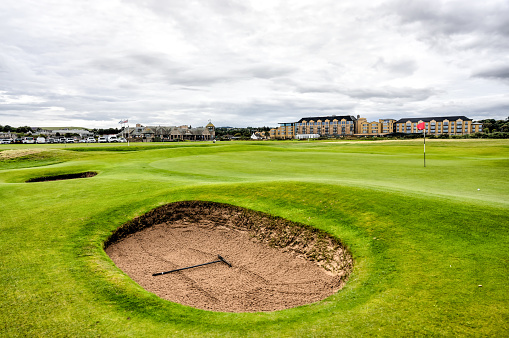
[478,118,509,133]
[90,128,120,135]
[0,125,33,133]
[0,125,121,136]
[214,126,272,140]
[397,132,509,139]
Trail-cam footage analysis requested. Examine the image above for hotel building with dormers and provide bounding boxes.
[270,115,356,140]
[269,115,483,139]
[394,116,483,136]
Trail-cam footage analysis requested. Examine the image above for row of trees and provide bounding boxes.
[0,125,121,136]
[478,118,509,133]
[214,126,271,140]
[0,125,33,133]
[89,128,121,135]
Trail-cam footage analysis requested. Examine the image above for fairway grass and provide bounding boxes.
[0,139,508,336]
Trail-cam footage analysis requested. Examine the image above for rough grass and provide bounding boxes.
[0,139,508,337]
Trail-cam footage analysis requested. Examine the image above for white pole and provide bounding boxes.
[424,124,426,168]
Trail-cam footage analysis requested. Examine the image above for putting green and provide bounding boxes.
[0,139,508,336]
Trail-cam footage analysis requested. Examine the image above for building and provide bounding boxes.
[270,123,295,140]
[270,115,357,140]
[128,122,215,141]
[355,118,396,137]
[42,128,94,138]
[250,131,268,140]
[394,116,477,136]
[472,122,483,133]
[269,115,484,140]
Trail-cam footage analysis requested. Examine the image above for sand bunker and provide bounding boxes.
[105,201,353,312]
[26,171,97,182]
[0,148,45,159]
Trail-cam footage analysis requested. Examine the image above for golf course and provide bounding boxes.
[0,139,508,336]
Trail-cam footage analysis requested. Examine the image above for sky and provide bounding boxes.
[1,0,508,129]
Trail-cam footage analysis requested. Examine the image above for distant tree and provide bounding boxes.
[97,128,120,135]
[16,126,32,133]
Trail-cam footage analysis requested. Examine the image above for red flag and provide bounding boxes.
[417,122,425,130]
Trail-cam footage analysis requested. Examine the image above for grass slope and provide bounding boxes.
[0,139,508,337]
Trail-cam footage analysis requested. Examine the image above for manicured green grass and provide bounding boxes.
[0,139,508,336]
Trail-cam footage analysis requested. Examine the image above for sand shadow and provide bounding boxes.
[26,171,98,182]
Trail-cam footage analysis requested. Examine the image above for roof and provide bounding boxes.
[395,116,472,123]
[296,115,356,123]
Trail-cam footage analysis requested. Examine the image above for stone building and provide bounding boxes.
[128,122,215,141]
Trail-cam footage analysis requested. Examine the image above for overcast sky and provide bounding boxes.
[1,0,508,128]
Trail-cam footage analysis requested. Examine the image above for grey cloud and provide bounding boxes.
[373,57,418,76]
[240,64,298,79]
[88,52,296,87]
[1,1,508,128]
[296,86,338,94]
[473,65,509,80]
[89,54,180,77]
[386,0,509,36]
[420,99,509,118]
[122,0,247,17]
[344,87,435,101]
[384,0,509,51]
[297,85,435,102]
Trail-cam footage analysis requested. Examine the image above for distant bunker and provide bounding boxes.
[105,201,353,312]
[26,171,97,182]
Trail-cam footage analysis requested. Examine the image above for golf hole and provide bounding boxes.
[105,201,353,312]
[26,171,98,182]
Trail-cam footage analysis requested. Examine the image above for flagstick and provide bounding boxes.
[424,125,426,168]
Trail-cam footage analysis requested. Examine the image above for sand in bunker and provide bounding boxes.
[106,219,344,312]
